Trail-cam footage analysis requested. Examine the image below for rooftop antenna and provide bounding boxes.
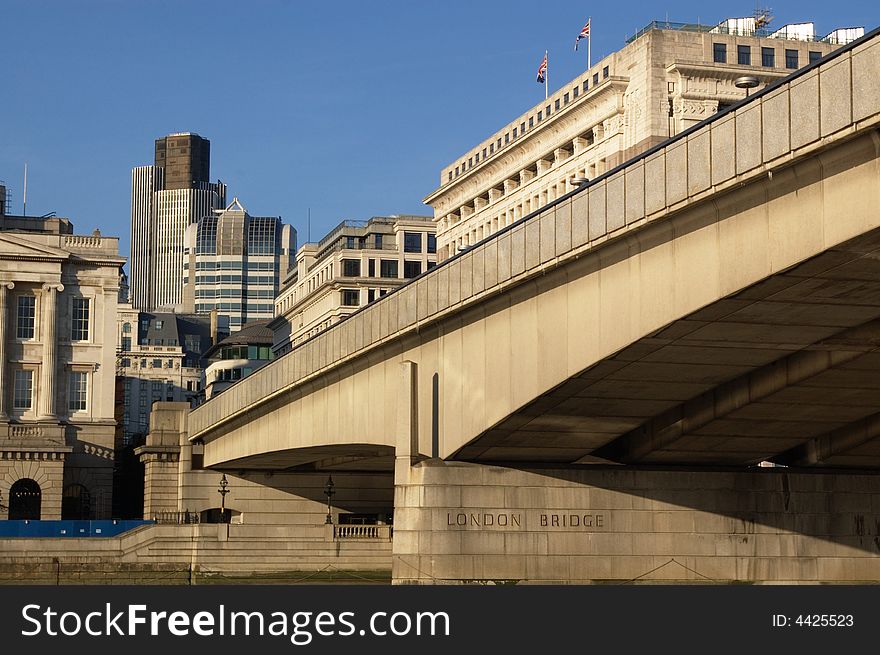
[754,7,774,30]
[22,163,27,217]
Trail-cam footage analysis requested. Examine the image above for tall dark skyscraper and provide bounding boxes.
[130,133,226,311]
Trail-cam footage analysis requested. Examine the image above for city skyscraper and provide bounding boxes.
[182,198,296,332]
[130,133,226,311]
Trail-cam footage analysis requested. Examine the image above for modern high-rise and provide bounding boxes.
[181,198,296,332]
[130,133,226,311]
[425,16,864,260]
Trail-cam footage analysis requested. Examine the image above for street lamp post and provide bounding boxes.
[324,476,335,524]
[217,474,230,523]
[734,75,760,98]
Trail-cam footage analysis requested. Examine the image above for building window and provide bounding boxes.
[602,66,609,78]
[573,86,579,98]
[555,99,560,110]
[403,232,422,253]
[520,122,525,133]
[69,372,88,412]
[341,290,359,306]
[152,358,162,368]
[761,47,775,67]
[342,259,361,277]
[368,289,376,303]
[505,133,510,144]
[512,128,517,138]
[737,45,751,65]
[71,298,90,341]
[380,260,398,278]
[368,259,376,277]
[121,358,131,367]
[121,336,131,350]
[785,49,798,69]
[427,234,437,254]
[809,50,822,63]
[16,296,36,339]
[403,261,422,279]
[489,143,494,153]
[529,117,534,127]
[713,43,727,63]
[592,72,599,84]
[13,370,33,409]
[563,92,570,104]
[122,322,131,334]
[583,81,588,92]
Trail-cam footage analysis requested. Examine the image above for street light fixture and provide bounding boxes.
[217,474,230,523]
[734,75,760,97]
[324,475,335,524]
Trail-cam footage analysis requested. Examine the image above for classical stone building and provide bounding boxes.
[0,212,123,520]
[271,215,436,354]
[425,16,863,259]
[181,198,295,332]
[130,133,226,311]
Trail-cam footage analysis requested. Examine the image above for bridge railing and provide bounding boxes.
[189,27,880,442]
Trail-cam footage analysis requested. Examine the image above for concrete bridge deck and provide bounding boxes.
[190,29,880,473]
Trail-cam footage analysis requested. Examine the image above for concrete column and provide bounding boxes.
[488,188,503,203]
[503,178,518,194]
[536,158,553,174]
[519,169,536,185]
[39,283,63,420]
[573,137,589,154]
[0,282,13,420]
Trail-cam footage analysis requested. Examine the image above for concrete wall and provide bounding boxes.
[393,459,880,584]
[0,523,391,583]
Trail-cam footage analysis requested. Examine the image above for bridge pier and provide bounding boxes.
[392,459,880,584]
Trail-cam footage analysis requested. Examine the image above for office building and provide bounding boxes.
[130,133,226,311]
[271,215,436,354]
[181,198,295,332]
[0,212,124,520]
[202,320,274,399]
[115,306,221,445]
[425,16,863,259]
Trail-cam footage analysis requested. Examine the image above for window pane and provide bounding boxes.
[380,260,398,278]
[785,49,798,69]
[403,232,422,253]
[403,261,422,279]
[713,43,727,63]
[761,47,775,67]
[808,50,822,63]
[342,259,361,277]
[13,370,33,409]
[341,290,359,306]
[427,234,437,254]
[737,45,751,65]
[17,296,35,339]
[72,298,90,341]
[69,372,88,411]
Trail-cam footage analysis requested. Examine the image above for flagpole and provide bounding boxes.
[545,50,548,100]
[588,18,592,70]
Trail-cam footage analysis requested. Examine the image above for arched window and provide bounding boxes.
[122,322,132,334]
[8,479,41,520]
[62,484,91,520]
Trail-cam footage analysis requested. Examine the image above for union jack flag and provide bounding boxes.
[575,18,591,51]
[536,51,548,83]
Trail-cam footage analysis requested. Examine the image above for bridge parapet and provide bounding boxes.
[190,28,880,443]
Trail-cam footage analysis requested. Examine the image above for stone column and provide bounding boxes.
[0,282,13,419]
[39,283,63,420]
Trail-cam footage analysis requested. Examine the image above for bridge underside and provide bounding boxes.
[454,227,880,469]
[215,444,395,472]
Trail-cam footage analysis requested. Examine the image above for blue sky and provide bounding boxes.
[1,0,876,261]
